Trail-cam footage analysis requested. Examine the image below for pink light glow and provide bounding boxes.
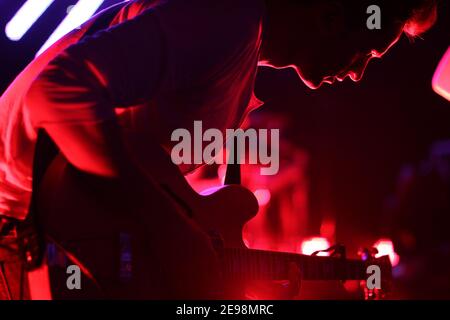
[300,237,331,256]
[373,239,400,267]
[433,47,450,102]
[254,189,271,206]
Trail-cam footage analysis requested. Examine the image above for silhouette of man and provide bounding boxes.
[0,0,437,299]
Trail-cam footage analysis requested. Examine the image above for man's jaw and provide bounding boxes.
[259,61,321,89]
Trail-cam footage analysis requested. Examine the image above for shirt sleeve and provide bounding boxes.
[26,7,166,127]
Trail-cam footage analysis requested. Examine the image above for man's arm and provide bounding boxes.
[25,10,222,297]
[25,8,165,178]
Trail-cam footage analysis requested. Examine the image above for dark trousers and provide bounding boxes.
[0,234,30,300]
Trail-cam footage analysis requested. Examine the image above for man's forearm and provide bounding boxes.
[42,118,134,178]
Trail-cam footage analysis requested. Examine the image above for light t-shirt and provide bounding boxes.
[0,0,264,219]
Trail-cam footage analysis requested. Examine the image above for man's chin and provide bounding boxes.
[301,78,324,90]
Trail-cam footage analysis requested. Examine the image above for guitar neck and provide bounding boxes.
[221,248,390,281]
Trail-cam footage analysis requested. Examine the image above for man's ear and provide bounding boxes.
[313,1,346,36]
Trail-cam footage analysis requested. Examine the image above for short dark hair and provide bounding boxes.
[346,0,438,37]
[402,0,438,38]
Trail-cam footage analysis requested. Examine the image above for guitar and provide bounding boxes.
[190,163,392,299]
[36,133,392,299]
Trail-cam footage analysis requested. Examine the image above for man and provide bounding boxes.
[0,0,437,299]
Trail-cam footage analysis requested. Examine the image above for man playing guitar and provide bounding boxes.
[0,0,437,299]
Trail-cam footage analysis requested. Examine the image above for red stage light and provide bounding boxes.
[373,239,400,267]
[299,237,331,256]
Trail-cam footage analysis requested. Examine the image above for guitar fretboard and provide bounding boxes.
[222,248,388,281]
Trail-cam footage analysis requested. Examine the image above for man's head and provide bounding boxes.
[261,0,438,89]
